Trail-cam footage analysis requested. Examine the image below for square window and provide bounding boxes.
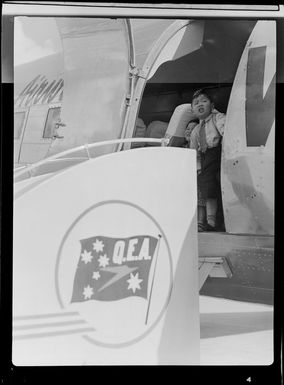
[43,107,61,138]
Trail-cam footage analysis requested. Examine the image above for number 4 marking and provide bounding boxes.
[246,377,251,382]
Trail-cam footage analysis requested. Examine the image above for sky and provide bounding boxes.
[14,17,62,66]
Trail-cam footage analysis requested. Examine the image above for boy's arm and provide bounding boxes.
[196,152,201,172]
[214,113,226,136]
[185,121,198,142]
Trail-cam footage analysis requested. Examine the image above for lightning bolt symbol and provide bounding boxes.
[98,265,138,292]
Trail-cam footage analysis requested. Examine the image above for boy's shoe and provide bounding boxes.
[198,223,207,232]
[205,223,217,231]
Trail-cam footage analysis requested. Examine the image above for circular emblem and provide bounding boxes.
[55,200,173,347]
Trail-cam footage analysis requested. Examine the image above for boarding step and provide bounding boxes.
[199,256,233,290]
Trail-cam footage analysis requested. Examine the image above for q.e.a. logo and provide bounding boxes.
[55,201,173,347]
[71,235,159,303]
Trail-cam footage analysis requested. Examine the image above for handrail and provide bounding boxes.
[14,137,170,180]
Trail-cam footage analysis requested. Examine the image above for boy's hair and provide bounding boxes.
[192,88,213,103]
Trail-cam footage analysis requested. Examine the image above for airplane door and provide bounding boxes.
[47,18,133,158]
[221,21,275,235]
[122,20,205,147]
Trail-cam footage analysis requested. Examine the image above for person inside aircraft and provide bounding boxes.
[184,120,207,228]
[189,89,226,232]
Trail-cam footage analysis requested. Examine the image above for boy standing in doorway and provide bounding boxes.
[190,89,226,231]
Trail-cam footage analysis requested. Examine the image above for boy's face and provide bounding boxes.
[192,94,213,120]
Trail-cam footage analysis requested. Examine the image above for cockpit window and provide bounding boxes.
[14,111,26,139]
[43,107,61,138]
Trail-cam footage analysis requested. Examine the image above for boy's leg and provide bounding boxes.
[206,198,218,228]
[197,187,206,231]
[198,205,206,227]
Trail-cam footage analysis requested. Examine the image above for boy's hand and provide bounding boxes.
[184,130,191,142]
[184,121,198,141]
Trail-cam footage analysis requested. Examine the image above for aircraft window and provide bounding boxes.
[43,107,61,138]
[14,111,26,139]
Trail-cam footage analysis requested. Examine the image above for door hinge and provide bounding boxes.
[129,66,147,79]
[125,94,132,106]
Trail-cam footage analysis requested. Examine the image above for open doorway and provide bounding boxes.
[131,19,257,232]
[132,19,257,144]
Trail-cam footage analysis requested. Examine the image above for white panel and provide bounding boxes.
[13,147,199,365]
[221,21,275,235]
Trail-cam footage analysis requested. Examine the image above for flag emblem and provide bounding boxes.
[55,200,173,346]
[71,235,159,303]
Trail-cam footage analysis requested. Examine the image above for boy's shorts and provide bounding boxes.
[198,145,221,200]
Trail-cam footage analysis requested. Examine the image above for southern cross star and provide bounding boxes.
[93,239,104,253]
[98,254,110,268]
[81,250,93,264]
[92,271,101,280]
[83,285,94,300]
